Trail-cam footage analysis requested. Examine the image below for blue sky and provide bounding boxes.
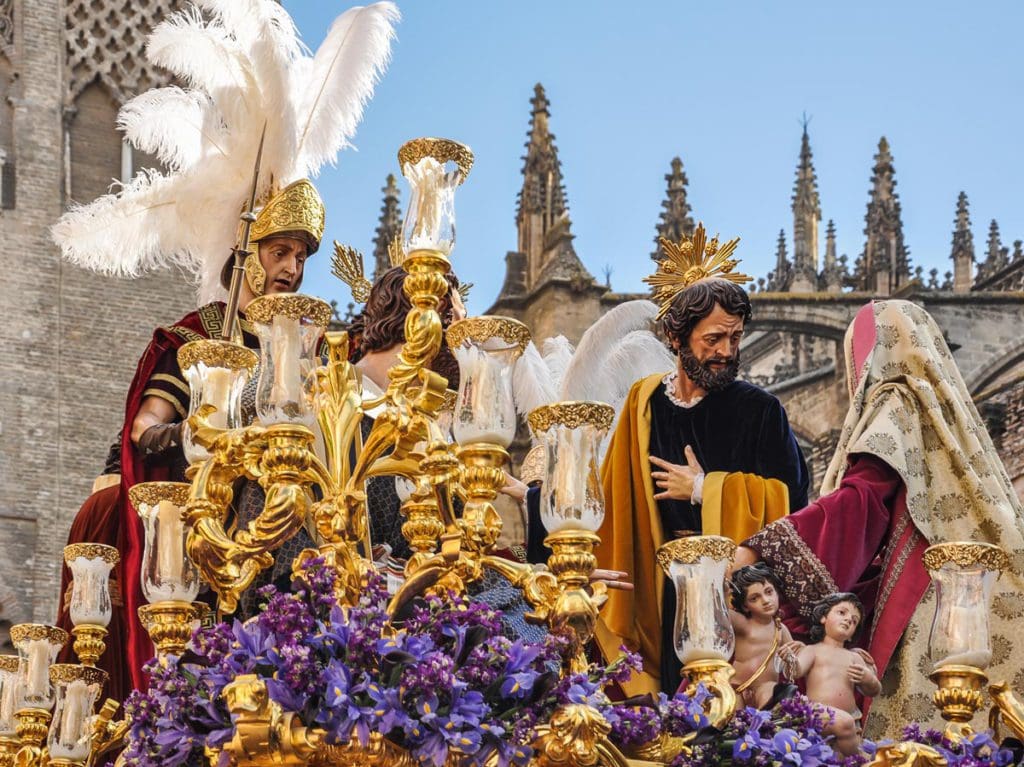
[284,1,1024,313]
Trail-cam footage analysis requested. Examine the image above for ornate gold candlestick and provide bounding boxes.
[456,442,509,554]
[63,543,119,667]
[656,536,738,734]
[448,316,531,557]
[138,602,199,657]
[544,530,601,675]
[930,665,988,733]
[922,541,1008,740]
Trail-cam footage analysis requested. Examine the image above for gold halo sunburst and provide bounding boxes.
[643,222,752,319]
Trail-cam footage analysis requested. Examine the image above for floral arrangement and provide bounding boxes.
[122,558,635,767]
[121,558,1019,767]
[606,690,1019,767]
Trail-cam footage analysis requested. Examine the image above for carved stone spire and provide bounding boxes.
[790,124,821,292]
[979,219,1010,282]
[651,156,694,260]
[371,173,402,280]
[769,229,792,291]
[860,137,911,294]
[821,219,843,292]
[949,192,974,293]
[514,83,589,291]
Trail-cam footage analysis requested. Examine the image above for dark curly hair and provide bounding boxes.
[347,266,461,386]
[662,279,752,351]
[808,592,864,645]
[729,563,782,617]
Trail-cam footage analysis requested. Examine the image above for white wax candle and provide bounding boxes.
[26,640,49,701]
[156,500,185,586]
[270,319,303,410]
[408,158,444,251]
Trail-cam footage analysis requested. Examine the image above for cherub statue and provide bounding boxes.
[780,592,881,755]
[729,563,794,708]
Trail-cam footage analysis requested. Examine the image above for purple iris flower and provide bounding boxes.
[365,681,409,732]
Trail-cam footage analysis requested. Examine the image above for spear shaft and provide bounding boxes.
[222,123,267,341]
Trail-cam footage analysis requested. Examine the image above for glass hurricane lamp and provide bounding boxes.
[46,664,107,765]
[246,294,332,426]
[129,482,199,603]
[527,401,615,534]
[178,339,258,463]
[398,138,474,256]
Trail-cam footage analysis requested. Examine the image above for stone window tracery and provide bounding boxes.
[64,0,184,104]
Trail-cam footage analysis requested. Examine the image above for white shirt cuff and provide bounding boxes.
[692,471,706,505]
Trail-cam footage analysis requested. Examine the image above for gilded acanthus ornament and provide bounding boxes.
[922,542,1009,573]
[397,138,475,184]
[656,535,736,569]
[527,402,615,433]
[446,316,531,355]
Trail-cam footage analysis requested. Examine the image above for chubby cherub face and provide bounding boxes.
[743,580,780,621]
[821,600,862,643]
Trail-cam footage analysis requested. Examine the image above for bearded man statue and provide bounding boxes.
[595,226,810,695]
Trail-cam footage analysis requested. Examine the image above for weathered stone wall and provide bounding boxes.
[0,0,193,625]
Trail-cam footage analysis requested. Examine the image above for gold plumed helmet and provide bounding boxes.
[227,179,327,296]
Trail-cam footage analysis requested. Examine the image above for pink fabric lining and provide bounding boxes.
[850,302,876,389]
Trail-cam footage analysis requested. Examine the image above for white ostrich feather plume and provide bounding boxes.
[512,341,559,422]
[541,336,574,395]
[52,0,399,305]
[296,3,400,174]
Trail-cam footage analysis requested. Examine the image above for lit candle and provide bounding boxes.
[26,639,49,701]
[155,500,185,594]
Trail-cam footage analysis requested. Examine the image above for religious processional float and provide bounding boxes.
[4,3,1024,767]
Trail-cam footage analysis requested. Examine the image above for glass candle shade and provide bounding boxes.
[447,317,530,448]
[247,294,332,427]
[656,537,736,666]
[0,656,19,737]
[398,138,473,255]
[129,482,200,603]
[923,542,1008,671]
[178,340,258,463]
[527,402,615,533]
[47,665,106,761]
[436,389,457,442]
[63,544,119,627]
[10,624,67,710]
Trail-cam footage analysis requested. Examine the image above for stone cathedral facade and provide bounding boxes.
[1,0,1022,640]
